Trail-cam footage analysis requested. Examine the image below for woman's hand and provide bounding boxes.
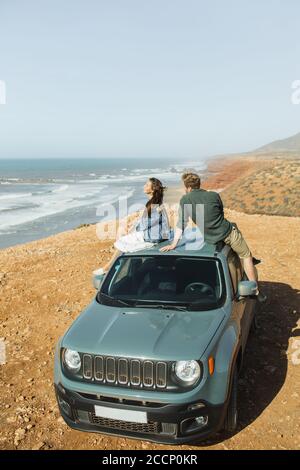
[160,227,182,252]
[160,243,177,252]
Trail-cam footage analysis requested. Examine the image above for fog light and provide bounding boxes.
[181,415,209,434]
[195,415,208,426]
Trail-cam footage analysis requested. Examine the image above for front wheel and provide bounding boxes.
[223,366,238,433]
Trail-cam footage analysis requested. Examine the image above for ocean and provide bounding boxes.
[0,158,207,249]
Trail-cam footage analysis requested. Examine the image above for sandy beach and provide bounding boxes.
[0,155,300,450]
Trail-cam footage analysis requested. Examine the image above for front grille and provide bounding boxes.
[89,412,160,434]
[83,355,168,390]
[83,354,93,379]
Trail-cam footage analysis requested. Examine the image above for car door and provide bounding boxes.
[227,250,249,352]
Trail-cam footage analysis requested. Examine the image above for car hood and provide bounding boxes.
[62,300,226,361]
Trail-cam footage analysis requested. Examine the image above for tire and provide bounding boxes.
[251,302,261,333]
[223,366,238,433]
[251,313,259,332]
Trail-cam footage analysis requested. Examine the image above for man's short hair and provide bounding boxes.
[182,172,201,189]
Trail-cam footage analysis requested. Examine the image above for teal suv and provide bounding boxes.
[54,239,258,444]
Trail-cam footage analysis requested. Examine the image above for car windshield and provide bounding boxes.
[98,255,226,311]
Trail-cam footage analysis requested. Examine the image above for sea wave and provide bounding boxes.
[52,184,69,193]
[0,192,33,200]
[0,184,135,231]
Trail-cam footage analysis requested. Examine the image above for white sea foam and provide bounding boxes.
[79,171,179,185]
[52,184,69,193]
[0,192,33,200]
[0,182,135,230]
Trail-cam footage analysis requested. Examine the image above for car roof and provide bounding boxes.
[123,239,227,258]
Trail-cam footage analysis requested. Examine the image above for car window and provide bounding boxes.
[107,257,130,293]
[100,255,226,310]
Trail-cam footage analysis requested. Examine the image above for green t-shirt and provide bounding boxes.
[177,189,232,244]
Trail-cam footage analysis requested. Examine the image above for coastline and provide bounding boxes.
[0,153,259,253]
[1,151,298,255]
[0,157,206,251]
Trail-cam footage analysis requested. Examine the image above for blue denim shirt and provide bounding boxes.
[135,205,171,243]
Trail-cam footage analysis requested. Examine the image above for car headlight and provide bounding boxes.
[63,349,81,373]
[174,360,201,384]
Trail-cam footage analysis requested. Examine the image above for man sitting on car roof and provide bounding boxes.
[160,172,266,302]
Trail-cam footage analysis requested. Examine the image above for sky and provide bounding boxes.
[0,0,300,159]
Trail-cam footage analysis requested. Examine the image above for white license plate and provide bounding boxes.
[94,405,147,423]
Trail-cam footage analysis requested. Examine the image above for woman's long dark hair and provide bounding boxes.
[146,178,166,216]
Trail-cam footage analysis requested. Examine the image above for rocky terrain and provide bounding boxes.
[221,160,300,217]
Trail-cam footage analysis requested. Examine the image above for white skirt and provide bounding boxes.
[114,230,154,253]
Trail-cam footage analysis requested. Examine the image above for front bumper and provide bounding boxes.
[55,384,227,444]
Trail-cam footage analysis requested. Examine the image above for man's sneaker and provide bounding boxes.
[257,291,267,303]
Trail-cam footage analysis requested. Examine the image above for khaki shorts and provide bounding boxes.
[224,224,251,259]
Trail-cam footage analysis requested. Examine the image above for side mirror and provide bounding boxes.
[93,268,106,290]
[237,280,258,298]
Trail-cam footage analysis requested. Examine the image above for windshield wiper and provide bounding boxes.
[134,303,188,311]
[97,292,135,308]
[98,293,189,311]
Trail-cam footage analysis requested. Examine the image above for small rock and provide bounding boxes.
[14,427,26,446]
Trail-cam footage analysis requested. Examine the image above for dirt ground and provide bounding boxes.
[0,157,300,450]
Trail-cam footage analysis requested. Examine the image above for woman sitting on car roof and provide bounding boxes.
[101,177,170,273]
